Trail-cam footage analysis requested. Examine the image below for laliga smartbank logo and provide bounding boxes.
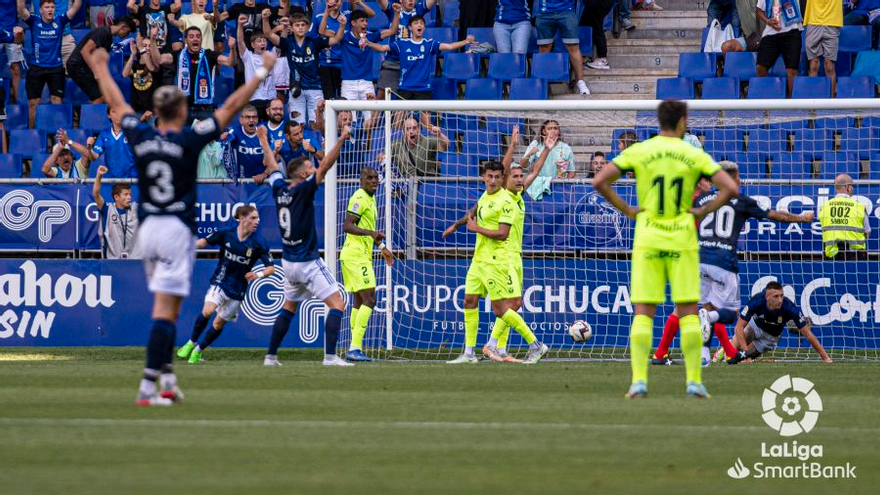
[726,375,857,480]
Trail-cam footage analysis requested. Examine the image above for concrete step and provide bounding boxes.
[582,78,658,95]
[602,53,680,70]
[605,38,702,53]
[552,92,655,100]
[621,27,704,40]
[581,67,678,77]
[637,0,712,11]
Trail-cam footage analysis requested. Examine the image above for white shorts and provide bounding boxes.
[281,258,339,302]
[274,56,290,90]
[1,43,24,65]
[288,89,323,124]
[205,285,242,322]
[340,79,375,121]
[699,263,740,310]
[137,216,197,297]
[746,319,780,353]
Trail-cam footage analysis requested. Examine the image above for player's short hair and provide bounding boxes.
[360,166,378,177]
[115,16,137,31]
[719,160,739,177]
[408,15,426,26]
[657,100,688,131]
[184,26,202,38]
[482,160,504,174]
[235,204,257,219]
[154,86,188,121]
[350,10,369,22]
[111,183,131,199]
[765,281,784,292]
[250,31,267,43]
[290,12,308,24]
[287,156,308,177]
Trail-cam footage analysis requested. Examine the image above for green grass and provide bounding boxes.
[0,348,876,495]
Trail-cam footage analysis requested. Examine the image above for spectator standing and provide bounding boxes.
[390,117,449,177]
[756,0,804,97]
[619,0,636,31]
[635,0,664,10]
[88,0,116,27]
[225,105,268,180]
[459,0,497,40]
[522,120,574,200]
[127,0,182,53]
[173,26,237,122]
[805,0,842,95]
[77,107,138,178]
[493,0,531,53]
[708,0,742,33]
[170,0,218,50]
[377,0,435,99]
[32,0,77,70]
[536,0,589,94]
[844,0,880,49]
[312,0,372,99]
[581,0,615,72]
[18,0,83,128]
[236,13,277,119]
[94,165,141,259]
[67,16,137,104]
[0,3,24,103]
[123,29,173,115]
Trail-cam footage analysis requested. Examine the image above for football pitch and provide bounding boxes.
[0,348,876,495]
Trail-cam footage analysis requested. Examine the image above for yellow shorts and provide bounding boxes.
[511,253,523,285]
[340,258,376,293]
[464,260,521,301]
[630,247,700,304]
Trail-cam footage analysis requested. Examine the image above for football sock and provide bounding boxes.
[713,323,738,358]
[159,363,176,391]
[492,318,510,349]
[715,308,737,325]
[268,308,295,356]
[630,314,653,384]
[654,314,679,359]
[190,313,210,343]
[464,308,478,354]
[146,319,174,371]
[350,305,372,351]
[680,314,703,385]
[349,306,360,345]
[139,368,159,397]
[200,326,223,350]
[500,309,536,345]
[324,308,344,355]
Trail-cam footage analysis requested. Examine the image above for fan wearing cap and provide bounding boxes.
[653,160,816,366]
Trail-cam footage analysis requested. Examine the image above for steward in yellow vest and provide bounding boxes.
[819,174,869,260]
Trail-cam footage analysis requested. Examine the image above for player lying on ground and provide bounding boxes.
[652,160,814,366]
[339,166,394,362]
[178,204,274,364]
[593,99,739,398]
[262,122,353,367]
[445,160,549,365]
[728,281,832,364]
[81,46,277,405]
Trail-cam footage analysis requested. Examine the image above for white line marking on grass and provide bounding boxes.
[1,417,878,434]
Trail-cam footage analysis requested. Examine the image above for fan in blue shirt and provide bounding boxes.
[728,282,831,364]
[225,105,268,180]
[79,106,137,178]
[177,205,276,365]
[267,10,343,92]
[260,98,287,145]
[536,0,574,14]
[334,7,399,82]
[20,0,80,68]
[278,121,324,170]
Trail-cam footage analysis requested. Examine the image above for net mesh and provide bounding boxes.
[328,105,880,362]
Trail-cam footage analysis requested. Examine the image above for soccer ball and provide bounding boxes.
[568,320,593,343]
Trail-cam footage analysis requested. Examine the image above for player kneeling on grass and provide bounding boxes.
[178,205,274,364]
[446,160,548,365]
[340,166,394,362]
[728,281,832,364]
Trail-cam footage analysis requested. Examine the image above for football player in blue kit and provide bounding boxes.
[262,122,353,367]
[81,46,278,406]
[177,204,275,364]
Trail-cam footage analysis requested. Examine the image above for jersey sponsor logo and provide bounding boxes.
[645,250,681,260]
[573,192,626,248]
[223,249,251,265]
[0,190,71,243]
[236,145,263,156]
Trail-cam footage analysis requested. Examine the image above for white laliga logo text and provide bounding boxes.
[0,190,72,242]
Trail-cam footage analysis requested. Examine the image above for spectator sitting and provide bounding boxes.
[390,117,450,177]
[170,0,217,51]
[588,151,607,178]
[805,0,841,95]
[844,0,880,49]
[73,106,137,178]
[493,0,531,54]
[41,139,90,178]
[172,26,237,122]
[196,119,230,179]
[93,165,141,260]
[67,16,137,104]
[708,0,742,34]
[522,120,574,200]
[755,0,804,97]
[261,97,288,145]
[123,28,172,117]
[536,0,588,94]
[279,121,325,172]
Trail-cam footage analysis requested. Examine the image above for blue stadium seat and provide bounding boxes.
[367,7,390,30]
[656,77,694,99]
[840,128,874,155]
[431,77,458,99]
[767,110,811,130]
[31,153,51,178]
[442,53,480,80]
[464,78,502,100]
[4,104,28,130]
[723,52,757,79]
[800,52,853,77]
[466,27,495,46]
[425,27,456,44]
[733,152,767,178]
[72,29,90,44]
[488,53,527,81]
[65,79,92,105]
[701,128,739,155]
[768,56,790,77]
[464,129,501,158]
[9,130,43,157]
[35,104,73,135]
[530,52,569,82]
[80,104,110,132]
[509,78,547,100]
[0,154,21,178]
[701,77,739,99]
[114,77,131,101]
[836,76,874,98]
[769,152,806,177]
[747,77,786,99]
[678,52,716,82]
[442,1,459,27]
[750,128,784,154]
[792,76,831,99]
[819,152,859,178]
[109,51,125,78]
[214,77,235,106]
[839,25,872,52]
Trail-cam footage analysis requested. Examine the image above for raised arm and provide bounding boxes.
[58,129,98,162]
[82,49,135,115]
[214,51,278,129]
[440,35,475,52]
[315,125,351,185]
[16,0,30,21]
[425,0,438,8]
[324,12,347,46]
[236,15,248,59]
[67,0,83,20]
[365,40,390,52]
[427,124,449,152]
[147,28,173,67]
[768,209,815,223]
[690,169,740,220]
[524,144,553,191]
[380,3,401,39]
[168,13,184,29]
[170,0,182,13]
[93,165,108,209]
[262,8,281,46]
[352,0,376,17]
[41,145,62,178]
[501,126,520,174]
[442,205,476,238]
[126,0,140,14]
[122,38,138,78]
[798,323,832,363]
[218,36,238,66]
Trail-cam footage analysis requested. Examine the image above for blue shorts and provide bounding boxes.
[536,11,579,46]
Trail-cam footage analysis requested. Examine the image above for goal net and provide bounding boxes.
[323,99,880,362]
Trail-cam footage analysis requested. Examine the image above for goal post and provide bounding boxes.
[323,98,880,362]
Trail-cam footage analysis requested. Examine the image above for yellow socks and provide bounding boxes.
[464,308,479,350]
[630,314,653,384]
[492,319,510,349]
[350,306,372,351]
[679,314,703,385]
[499,309,536,345]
